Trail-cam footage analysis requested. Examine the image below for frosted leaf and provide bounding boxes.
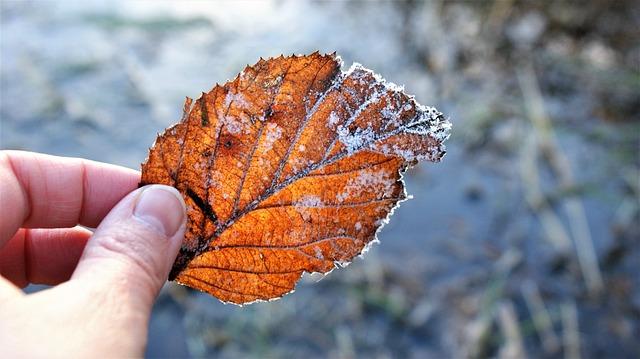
[141,53,451,305]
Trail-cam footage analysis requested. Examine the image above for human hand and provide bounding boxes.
[0,150,187,357]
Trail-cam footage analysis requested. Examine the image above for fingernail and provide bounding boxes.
[133,185,186,237]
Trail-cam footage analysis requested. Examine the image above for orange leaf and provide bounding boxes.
[140,52,451,304]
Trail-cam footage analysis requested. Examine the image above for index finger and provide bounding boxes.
[0,150,141,245]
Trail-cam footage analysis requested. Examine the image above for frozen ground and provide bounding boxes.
[1,1,639,358]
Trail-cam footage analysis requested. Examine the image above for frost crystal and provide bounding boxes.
[224,91,249,109]
[263,122,282,150]
[337,125,376,153]
[223,115,245,135]
[295,194,323,207]
[328,111,340,126]
[337,169,393,203]
[294,194,324,221]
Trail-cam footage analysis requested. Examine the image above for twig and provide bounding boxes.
[521,280,560,354]
[466,309,495,359]
[334,325,355,359]
[519,130,573,253]
[467,249,522,358]
[518,64,604,295]
[561,301,581,359]
[497,300,527,359]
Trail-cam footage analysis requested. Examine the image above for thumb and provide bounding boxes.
[72,184,186,310]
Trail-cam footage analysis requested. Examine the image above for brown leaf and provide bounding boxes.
[140,52,451,304]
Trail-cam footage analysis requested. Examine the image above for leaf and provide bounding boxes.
[140,52,451,304]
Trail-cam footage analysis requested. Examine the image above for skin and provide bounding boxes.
[0,150,187,358]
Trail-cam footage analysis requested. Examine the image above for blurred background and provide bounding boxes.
[1,1,638,358]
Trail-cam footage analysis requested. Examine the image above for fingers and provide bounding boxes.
[72,185,186,312]
[0,150,139,247]
[0,227,92,287]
